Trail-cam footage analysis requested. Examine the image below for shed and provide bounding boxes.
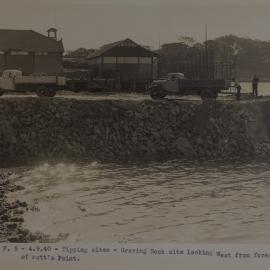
[88,38,159,90]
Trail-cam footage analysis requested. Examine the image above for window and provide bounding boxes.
[117,57,138,64]
[35,52,48,56]
[139,57,152,64]
[10,51,29,55]
[103,57,117,64]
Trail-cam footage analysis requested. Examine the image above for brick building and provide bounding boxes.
[0,28,64,75]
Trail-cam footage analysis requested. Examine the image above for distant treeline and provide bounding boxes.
[64,35,270,81]
[158,35,270,81]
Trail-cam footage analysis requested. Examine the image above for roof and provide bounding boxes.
[47,27,58,32]
[0,29,64,53]
[89,38,159,58]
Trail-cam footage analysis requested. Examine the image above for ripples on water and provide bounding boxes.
[7,159,270,243]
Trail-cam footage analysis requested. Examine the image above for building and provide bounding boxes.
[63,48,95,75]
[0,28,64,75]
[88,38,159,90]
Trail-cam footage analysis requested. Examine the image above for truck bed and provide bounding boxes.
[15,76,56,84]
[14,76,66,86]
[179,79,228,90]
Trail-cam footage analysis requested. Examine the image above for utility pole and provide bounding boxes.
[205,24,209,79]
[157,35,161,78]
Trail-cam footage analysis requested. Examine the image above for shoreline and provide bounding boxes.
[0,172,65,243]
[0,172,36,242]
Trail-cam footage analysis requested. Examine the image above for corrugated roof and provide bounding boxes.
[89,38,158,58]
[0,29,64,53]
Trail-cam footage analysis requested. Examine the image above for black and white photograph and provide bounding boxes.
[1,0,270,249]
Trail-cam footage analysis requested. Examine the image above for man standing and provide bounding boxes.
[252,74,259,97]
[235,81,241,101]
[232,78,241,100]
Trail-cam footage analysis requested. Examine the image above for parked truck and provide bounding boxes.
[0,69,111,97]
[0,70,66,97]
[149,73,230,100]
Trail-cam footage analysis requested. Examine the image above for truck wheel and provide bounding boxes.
[36,86,55,97]
[37,86,49,97]
[200,89,214,100]
[69,83,80,92]
[150,86,167,99]
[48,89,56,97]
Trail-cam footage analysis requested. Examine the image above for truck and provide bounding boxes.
[0,69,111,97]
[149,73,230,100]
[0,70,66,97]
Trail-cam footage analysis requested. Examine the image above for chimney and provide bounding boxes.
[47,27,58,40]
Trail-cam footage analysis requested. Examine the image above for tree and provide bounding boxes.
[177,36,195,47]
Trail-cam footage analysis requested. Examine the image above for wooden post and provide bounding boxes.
[137,56,139,78]
[151,57,154,79]
[32,53,36,74]
[100,56,104,78]
[4,51,7,70]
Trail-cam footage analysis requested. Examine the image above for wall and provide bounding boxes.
[0,53,63,75]
[34,54,63,75]
[0,98,269,165]
[6,55,34,74]
[0,55,5,73]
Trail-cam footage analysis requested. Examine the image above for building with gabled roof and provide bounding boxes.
[0,28,64,75]
[88,38,159,91]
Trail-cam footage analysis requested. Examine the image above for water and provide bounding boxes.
[5,159,270,243]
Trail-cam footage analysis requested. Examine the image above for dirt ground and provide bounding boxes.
[1,91,268,102]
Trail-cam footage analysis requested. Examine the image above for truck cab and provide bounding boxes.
[167,73,186,80]
[149,72,186,99]
[0,69,22,90]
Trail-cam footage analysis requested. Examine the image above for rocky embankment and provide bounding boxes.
[0,173,69,243]
[0,173,51,242]
[0,97,269,163]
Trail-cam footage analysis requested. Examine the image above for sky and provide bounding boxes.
[1,0,270,50]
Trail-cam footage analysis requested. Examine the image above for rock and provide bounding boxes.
[0,214,9,222]
[174,137,195,157]
[19,201,27,208]
[17,228,30,237]
[6,223,17,230]
[8,235,23,243]
[10,217,24,223]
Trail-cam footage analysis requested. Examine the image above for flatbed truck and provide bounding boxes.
[149,73,230,100]
[0,69,110,97]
